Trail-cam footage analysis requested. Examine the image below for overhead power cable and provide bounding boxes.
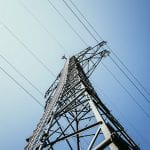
[0,54,44,97]
[62,0,98,43]
[47,0,88,47]
[67,0,150,98]
[68,0,103,41]
[101,62,150,120]
[109,47,150,97]
[109,55,150,105]
[0,22,56,78]
[0,65,44,108]
[18,1,69,55]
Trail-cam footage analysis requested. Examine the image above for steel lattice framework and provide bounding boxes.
[25,41,139,150]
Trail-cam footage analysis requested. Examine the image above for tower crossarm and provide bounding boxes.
[75,41,110,77]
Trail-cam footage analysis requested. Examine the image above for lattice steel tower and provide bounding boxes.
[25,41,139,150]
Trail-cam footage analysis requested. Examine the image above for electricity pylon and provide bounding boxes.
[25,41,139,150]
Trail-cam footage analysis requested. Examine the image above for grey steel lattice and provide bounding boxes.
[25,41,139,150]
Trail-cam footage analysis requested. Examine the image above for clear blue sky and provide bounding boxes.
[0,0,150,149]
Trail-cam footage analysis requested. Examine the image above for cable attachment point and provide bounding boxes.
[98,40,107,47]
[100,49,110,58]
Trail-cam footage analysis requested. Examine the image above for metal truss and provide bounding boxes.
[25,41,139,150]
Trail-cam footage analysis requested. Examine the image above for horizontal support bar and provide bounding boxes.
[50,121,102,145]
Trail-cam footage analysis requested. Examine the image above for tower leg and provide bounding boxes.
[88,98,118,150]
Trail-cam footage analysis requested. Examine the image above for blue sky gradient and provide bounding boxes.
[0,0,150,149]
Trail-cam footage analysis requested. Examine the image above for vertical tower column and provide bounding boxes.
[88,98,118,150]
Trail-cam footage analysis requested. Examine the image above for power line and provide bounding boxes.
[0,65,44,108]
[0,54,44,97]
[109,55,150,105]
[67,0,150,99]
[109,46,150,97]
[47,0,88,47]
[101,62,150,120]
[0,22,56,78]
[68,0,103,41]
[18,0,69,55]
[62,0,99,43]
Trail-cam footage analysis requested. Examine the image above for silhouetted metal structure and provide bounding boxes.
[25,41,139,150]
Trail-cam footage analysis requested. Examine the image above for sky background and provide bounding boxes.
[0,0,150,149]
